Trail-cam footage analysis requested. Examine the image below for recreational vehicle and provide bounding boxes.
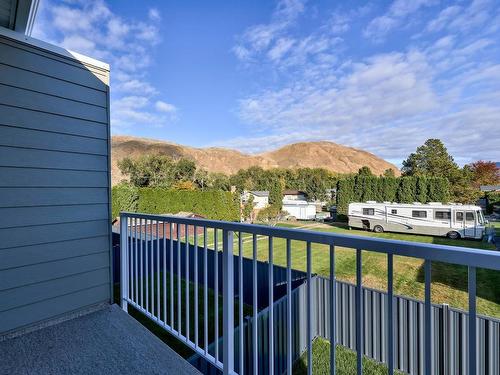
[348,202,486,239]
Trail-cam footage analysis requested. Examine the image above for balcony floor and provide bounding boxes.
[0,304,200,375]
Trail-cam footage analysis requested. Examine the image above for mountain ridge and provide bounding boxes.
[111,135,400,185]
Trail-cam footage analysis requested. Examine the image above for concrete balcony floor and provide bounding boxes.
[0,304,200,375]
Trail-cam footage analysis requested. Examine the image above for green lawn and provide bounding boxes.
[188,221,500,317]
[293,338,405,375]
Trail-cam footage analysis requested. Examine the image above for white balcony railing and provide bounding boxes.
[119,212,500,375]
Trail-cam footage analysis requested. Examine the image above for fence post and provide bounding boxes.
[442,304,449,375]
[223,230,235,375]
[120,213,128,312]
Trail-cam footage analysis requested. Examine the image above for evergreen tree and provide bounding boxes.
[397,177,417,203]
[416,176,428,203]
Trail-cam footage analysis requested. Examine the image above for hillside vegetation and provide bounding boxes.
[111,135,399,185]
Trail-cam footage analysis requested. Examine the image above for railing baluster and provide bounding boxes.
[215,228,219,362]
[269,236,274,375]
[146,219,149,313]
[134,218,138,304]
[307,241,312,375]
[424,259,432,375]
[468,266,477,375]
[387,253,394,374]
[186,224,190,341]
[194,225,199,348]
[127,217,134,300]
[329,244,336,375]
[204,226,208,355]
[157,221,160,320]
[170,222,174,328]
[150,220,154,317]
[286,238,292,374]
[120,214,128,312]
[222,230,235,375]
[178,223,182,332]
[239,232,244,375]
[252,233,258,375]
[140,218,144,308]
[163,221,167,324]
[356,249,363,375]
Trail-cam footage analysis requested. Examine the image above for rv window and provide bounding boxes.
[412,210,427,218]
[391,209,397,214]
[456,212,463,221]
[363,208,375,215]
[435,211,450,220]
[466,212,475,222]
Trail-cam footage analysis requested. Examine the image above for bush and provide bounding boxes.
[336,175,450,216]
[138,188,239,221]
[112,183,139,219]
[112,185,240,221]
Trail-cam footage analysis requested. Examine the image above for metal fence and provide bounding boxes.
[119,212,500,375]
[189,276,500,375]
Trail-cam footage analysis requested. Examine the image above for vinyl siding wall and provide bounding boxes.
[0,31,112,333]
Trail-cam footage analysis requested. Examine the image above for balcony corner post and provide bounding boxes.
[120,213,129,312]
[222,229,235,375]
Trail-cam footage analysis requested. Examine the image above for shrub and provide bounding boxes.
[112,183,139,219]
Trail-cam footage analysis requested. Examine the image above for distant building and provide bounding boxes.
[480,185,500,192]
[282,199,317,220]
[242,190,270,209]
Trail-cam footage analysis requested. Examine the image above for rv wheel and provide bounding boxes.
[373,225,384,233]
[447,231,460,239]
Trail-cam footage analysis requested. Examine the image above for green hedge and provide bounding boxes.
[336,176,450,217]
[112,185,240,221]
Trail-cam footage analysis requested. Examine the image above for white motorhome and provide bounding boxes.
[348,201,486,239]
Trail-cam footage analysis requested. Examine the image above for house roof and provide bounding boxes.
[480,185,500,192]
[283,189,307,195]
[249,190,269,197]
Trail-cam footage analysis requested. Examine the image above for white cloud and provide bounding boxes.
[148,8,161,21]
[155,101,177,113]
[33,0,176,132]
[226,0,500,164]
[233,0,305,61]
[364,0,437,41]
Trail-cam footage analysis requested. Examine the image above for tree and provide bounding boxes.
[401,139,459,179]
[416,176,428,203]
[383,168,396,178]
[397,177,417,203]
[358,166,373,177]
[242,194,254,221]
[469,161,500,188]
[336,178,355,217]
[427,177,449,202]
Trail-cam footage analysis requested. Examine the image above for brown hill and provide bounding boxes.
[111,135,399,185]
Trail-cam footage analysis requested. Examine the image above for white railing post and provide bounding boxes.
[223,230,235,375]
[120,213,129,312]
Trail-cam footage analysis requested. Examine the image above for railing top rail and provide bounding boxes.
[120,212,500,271]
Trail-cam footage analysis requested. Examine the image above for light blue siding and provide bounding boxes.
[0,31,111,333]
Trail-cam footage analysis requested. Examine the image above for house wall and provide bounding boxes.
[0,30,111,333]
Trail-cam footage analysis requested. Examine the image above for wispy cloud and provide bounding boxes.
[364,0,437,42]
[33,0,177,132]
[226,0,500,164]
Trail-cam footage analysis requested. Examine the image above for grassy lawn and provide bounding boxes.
[188,221,499,317]
[293,338,405,375]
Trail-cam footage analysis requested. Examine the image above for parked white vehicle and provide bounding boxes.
[348,201,486,239]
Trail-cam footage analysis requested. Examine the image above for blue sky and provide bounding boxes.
[33,0,500,166]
